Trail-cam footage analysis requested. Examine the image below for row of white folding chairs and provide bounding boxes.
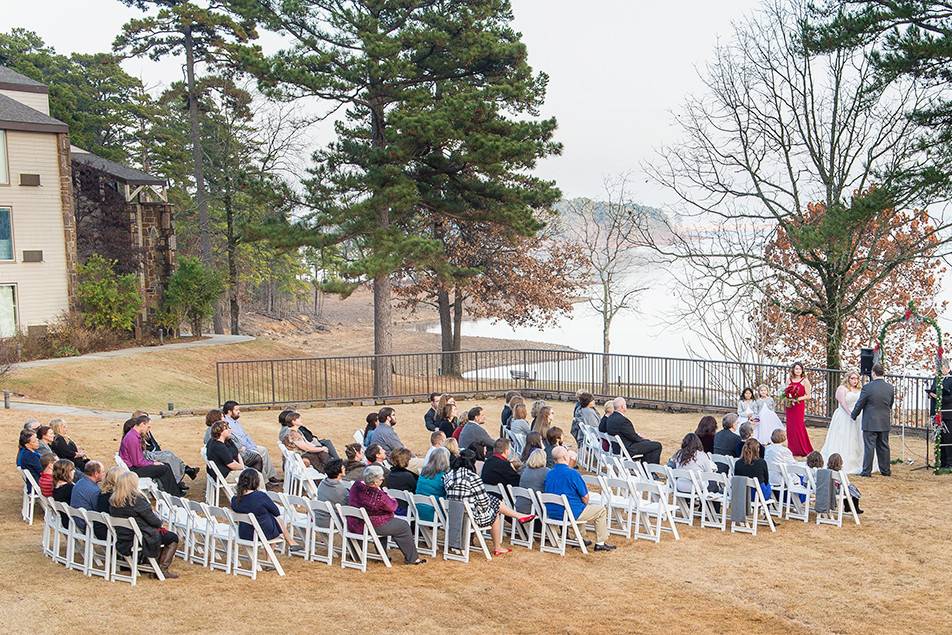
[776,463,861,526]
[575,424,640,475]
[113,453,157,494]
[34,489,170,585]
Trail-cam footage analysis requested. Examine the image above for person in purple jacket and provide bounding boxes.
[118,417,182,494]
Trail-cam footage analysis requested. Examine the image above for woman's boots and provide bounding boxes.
[157,542,179,579]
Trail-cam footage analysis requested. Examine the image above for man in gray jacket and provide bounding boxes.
[850,363,894,477]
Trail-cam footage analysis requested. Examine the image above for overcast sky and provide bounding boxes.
[4,0,762,204]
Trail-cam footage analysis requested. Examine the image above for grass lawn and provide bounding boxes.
[2,399,948,634]
[4,339,305,412]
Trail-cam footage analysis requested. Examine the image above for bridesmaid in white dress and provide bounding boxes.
[821,370,865,474]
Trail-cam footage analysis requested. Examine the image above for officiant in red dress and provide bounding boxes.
[784,362,814,456]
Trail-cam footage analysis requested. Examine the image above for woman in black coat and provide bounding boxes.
[109,471,180,578]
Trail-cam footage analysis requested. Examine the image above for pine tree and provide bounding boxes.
[114,1,257,332]
[231,0,558,395]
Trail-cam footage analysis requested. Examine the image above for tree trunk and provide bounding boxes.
[601,285,612,394]
[823,311,845,418]
[184,26,222,334]
[450,288,464,376]
[225,189,239,335]
[370,102,392,397]
[437,287,456,376]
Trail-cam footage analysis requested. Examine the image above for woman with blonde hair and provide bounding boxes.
[509,403,531,437]
[532,406,554,436]
[109,471,181,578]
[50,419,89,470]
[820,370,865,473]
[443,436,460,457]
[93,466,125,539]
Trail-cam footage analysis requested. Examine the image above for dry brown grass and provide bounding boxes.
[2,400,949,634]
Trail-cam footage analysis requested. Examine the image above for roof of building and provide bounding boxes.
[71,146,166,186]
[0,93,67,133]
[0,66,48,94]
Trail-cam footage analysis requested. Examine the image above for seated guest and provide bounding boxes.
[459,406,495,455]
[738,422,765,458]
[733,439,771,501]
[205,421,245,483]
[22,418,41,434]
[805,451,824,470]
[516,449,549,514]
[36,425,55,457]
[602,398,663,464]
[315,459,349,527]
[204,409,224,444]
[110,471,180,579]
[222,400,279,485]
[415,448,449,522]
[363,412,378,446]
[385,448,418,515]
[50,419,89,471]
[343,443,368,481]
[500,391,519,433]
[231,468,296,547]
[294,412,340,459]
[365,444,390,479]
[600,401,615,429]
[444,449,535,557]
[827,453,863,514]
[764,428,797,490]
[279,411,333,471]
[16,430,44,486]
[423,431,446,466]
[507,395,525,428]
[519,431,544,464]
[424,392,441,431]
[133,413,199,485]
[529,400,547,433]
[120,417,183,495]
[70,460,104,532]
[39,452,56,497]
[532,406,554,437]
[509,403,532,438]
[481,438,521,491]
[544,426,564,468]
[671,433,716,493]
[544,446,615,552]
[434,401,460,439]
[348,465,426,565]
[51,459,75,527]
[572,393,600,442]
[713,413,743,458]
[372,408,423,474]
[694,416,718,454]
[443,436,460,458]
[94,466,124,539]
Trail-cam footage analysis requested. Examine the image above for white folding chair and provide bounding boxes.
[353,429,365,447]
[18,467,42,525]
[203,447,238,507]
[601,476,636,538]
[38,494,57,559]
[155,491,191,560]
[105,515,165,585]
[412,493,444,557]
[307,499,341,565]
[114,453,155,493]
[669,468,701,525]
[537,492,588,556]
[279,493,313,559]
[229,510,286,578]
[48,501,72,566]
[816,470,861,527]
[783,463,816,522]
[206,504,238,573]
[730,477,776,535]
[709,453,735,475]
[440,499,493,563]
[336,504,392,572]
[79,509,114,579]
[506,485,542,549]
[697,471,729,531]
[621,458,649,481]
[631,479,681,543]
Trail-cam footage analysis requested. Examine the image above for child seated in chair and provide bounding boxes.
[826,453,863,514]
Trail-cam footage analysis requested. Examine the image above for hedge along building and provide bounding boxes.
[0,65,175,338]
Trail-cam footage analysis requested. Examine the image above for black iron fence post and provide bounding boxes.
[270,360,276,405]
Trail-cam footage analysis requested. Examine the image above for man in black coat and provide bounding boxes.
[713,413,743,458]
[602,398,662,464]
[480,438,521,490]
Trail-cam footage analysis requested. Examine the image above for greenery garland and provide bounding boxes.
[875,300,944,474]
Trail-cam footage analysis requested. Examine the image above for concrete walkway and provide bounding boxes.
[8,401,129,420]
[13,334,254,369]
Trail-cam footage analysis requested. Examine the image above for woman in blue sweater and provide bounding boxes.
[230,469,296,547]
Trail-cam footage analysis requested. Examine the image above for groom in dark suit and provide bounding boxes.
[850,363,894,476]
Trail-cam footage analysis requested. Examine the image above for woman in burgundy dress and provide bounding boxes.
[784,362,814,456]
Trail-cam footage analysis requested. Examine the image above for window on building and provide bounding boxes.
[0,130,8,185]
[0,208,11,260]
[0,285,16,337]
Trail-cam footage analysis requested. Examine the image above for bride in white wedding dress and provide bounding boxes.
[821,371,865,473]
